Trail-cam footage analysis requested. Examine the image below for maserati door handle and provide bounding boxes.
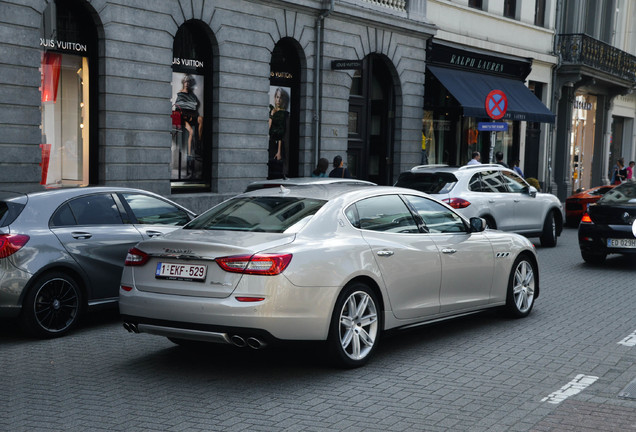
[376,250,394,257]
[441,248,457,254]
[146,230,163,238]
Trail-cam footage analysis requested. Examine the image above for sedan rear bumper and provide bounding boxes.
[119,282,340,341]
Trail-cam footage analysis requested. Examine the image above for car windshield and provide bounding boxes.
[395,172,457,194]
[185,196,327,233]
[597,182,636,205]
[589,186,613,196]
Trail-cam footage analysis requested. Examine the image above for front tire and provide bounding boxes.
[540,211,557,247]
[505,255,536,318]
[20,271,82,338]
[327,283,380,368]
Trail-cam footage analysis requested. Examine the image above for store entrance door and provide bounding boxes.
[347,55,395,185]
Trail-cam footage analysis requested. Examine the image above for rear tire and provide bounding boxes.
[327,283,380,368]
[540,211,557,247]
[504,255,537,318]
[581,250,606,265]
[20,271,82,338]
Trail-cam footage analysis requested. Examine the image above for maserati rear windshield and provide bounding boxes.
[185,196,326,233]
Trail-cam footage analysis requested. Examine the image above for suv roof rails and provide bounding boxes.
[457,164,504,170]
[410,164,449,172]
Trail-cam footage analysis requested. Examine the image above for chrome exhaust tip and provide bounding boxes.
[230,335,247,348]
[247,337,267,350]
[123,322,139,333]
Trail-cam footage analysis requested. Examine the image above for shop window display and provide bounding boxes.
[171,21,213,191]
[39,0,95,187]
[41,53,89,186]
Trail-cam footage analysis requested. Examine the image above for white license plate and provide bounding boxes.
[607,238,636,248]
[155,262,207,282]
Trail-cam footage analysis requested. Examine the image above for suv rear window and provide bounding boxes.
[395,172,457,194]
[185,196,326,233]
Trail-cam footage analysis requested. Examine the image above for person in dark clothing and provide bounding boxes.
[495,151,509,168]
[328,155,351,178]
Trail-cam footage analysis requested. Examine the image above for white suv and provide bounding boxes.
[395,164,563,247]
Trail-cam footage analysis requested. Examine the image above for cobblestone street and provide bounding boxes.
[1,227,635,431]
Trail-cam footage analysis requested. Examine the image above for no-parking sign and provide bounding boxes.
[485,90,508,120]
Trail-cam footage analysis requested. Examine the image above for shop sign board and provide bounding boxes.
[331,60,363,70]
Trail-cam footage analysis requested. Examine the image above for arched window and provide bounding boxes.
[268,39,301,179]
[40,0,98,186]
[171,21,213,191]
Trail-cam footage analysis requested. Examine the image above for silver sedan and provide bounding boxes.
[120,185,539,367]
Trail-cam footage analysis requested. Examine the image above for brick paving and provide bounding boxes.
[1,227,635,431]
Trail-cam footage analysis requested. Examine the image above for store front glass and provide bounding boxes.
[423,74,515,166]
[40,0,97,187]
[171,21,213,192]
[269,38,301,179]
[424,42,554,169]
[570,94,597,191]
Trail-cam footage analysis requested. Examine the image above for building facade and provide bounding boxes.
[552,0,636,200]
[0,0,435,213]
[424,0,558,188]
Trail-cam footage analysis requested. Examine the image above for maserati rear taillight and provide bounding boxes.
[580,213,592,224]
[442,198,471,209]
[216,253,292,275]
[0,234,29,259]
[125,247,150,266]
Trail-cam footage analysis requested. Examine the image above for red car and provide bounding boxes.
[565,185,616,226]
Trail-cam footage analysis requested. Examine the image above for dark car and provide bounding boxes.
[578,182,636,264]
[0,187,196,337]
[565,185,615,227]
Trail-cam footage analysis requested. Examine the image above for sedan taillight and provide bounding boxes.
[216,254,292,275]
[580,213,593,224]
[442,198,471,209]
[125,247,150,266]
[0,234,30,259]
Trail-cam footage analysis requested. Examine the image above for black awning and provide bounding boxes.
[427,66,556,124]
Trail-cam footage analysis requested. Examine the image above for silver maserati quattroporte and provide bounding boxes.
[120,184,539,367]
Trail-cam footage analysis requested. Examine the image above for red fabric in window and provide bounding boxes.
[41,52,62,103]
[40,144,52,185]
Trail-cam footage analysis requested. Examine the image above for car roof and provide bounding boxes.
[0,186,194,215]
[0,186,156,199]
[240,184,420,202]
[244,177,376,192]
